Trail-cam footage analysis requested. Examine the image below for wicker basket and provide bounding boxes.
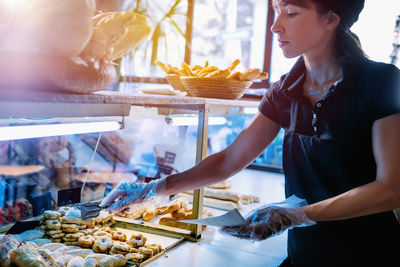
[166,74,187,92]
[180,77,252,99]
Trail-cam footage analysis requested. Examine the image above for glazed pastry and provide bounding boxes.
[62,224,79,233]
[8,242,48,266]
[54,254,74,267]
[98,254,126,267]
[83,257,97,267]
[77,236,95,248]
[111,231,126,242]
[64,241,79,246]
[93,230,112,239]
[138,247,153,260]
[66,256,85,267]
[65,249,94,258]
[110,241,131,255]
[142,208,158,221]
[65,233,84,239]
[30,238,52,247]
[43,210,61,220]
[84,253,109,263]
[58,207,73,216]
[50,232,66,239]
[0,235,19,267]
[46,220,62,230]
[42,242,66,252]
[128,233,147,248]
[92,237,113,253]
[125,252,144,263]
[35,245,60,267]
[155,203,180,215]
[55,246,81,254]
[145,243,162,255]
[46,229,63,236]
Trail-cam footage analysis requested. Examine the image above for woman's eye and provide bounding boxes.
[287,12,298,17]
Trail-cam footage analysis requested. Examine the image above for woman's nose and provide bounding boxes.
[271,15,283,34]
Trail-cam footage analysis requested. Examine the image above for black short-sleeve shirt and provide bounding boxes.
[259,56,400,141]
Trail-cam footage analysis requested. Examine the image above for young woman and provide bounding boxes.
[102,0,400,265]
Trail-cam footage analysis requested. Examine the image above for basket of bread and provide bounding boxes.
[0,0,151,94]
[155,59,268,99]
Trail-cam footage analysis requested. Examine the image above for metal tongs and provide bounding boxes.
[75,202,111,220]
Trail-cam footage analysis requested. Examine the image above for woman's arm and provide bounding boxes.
[303,113,400,221]
[164,112,281,195]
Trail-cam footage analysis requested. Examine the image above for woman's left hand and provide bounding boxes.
[220,195,315,241]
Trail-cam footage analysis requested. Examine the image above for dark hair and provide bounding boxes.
[272,0,367,62]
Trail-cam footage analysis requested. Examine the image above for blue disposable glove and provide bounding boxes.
[100,178,166,213]
[220,195,315,241]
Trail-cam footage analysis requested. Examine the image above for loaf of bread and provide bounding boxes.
[5,0,95,57]
[80,11,151,61]
[175,192,242,210]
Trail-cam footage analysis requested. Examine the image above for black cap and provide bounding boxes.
[319,0,365,29]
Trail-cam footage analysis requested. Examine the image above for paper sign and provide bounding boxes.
[180,208,247,227]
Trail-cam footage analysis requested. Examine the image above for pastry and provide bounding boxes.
[155,202,180,215]
[54,254,74,267]
[65,249,94,258]
[142,208,158,221]
[51,232,66,239]
[92,237,113,253]
[30,238,52,247]
[42,242,66,252]
[65,233,84,239]
[145,244,162,255]
[43,210,61,220]
[83,257,97,267]
[66,256,85,267]
[0,235,19,267]
[128,233,147,248]
[93,230,112,239]
[46,220,62,230]
[62,224,80,233]
[77,235,95,248]
[138,247,153,260]
[112,231,126,242]
[84,253,109,263]
[125,252,144,263]
[110,241,131,255]
[98,254,126,267]
[8,242,48,266]
[46,229,63,236]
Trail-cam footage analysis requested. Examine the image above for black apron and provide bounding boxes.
[283,100,400,267]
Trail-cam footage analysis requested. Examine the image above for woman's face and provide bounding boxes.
[271,0,334,58]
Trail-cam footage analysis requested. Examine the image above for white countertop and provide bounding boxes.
[148,169,287,267]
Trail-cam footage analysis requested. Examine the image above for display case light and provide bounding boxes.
[170,116,228,126]
[0,121,122,141]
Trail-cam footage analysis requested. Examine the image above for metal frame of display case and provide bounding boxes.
[0,90,259,240]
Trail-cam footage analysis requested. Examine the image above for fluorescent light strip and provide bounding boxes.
[0,121,121,141]
[171,117,228,126]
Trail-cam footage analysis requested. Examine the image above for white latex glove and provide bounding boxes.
[220,195,315,241]
[100,178,166,213]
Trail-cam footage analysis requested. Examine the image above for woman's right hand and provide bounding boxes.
[100,178,166,213]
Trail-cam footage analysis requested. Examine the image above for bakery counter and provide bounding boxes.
[147,169,287,267]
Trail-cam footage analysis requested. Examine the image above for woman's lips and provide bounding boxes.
[278,40,289,47]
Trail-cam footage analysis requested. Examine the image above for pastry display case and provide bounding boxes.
[0,90,260,266]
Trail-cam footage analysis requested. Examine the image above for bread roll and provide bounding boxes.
[5,0,95,57]
[81,11,137,60]
[107,15,151,60]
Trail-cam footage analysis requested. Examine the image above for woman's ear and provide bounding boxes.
[326,11,341,30]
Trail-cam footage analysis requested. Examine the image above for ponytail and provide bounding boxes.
[334,24,367,63]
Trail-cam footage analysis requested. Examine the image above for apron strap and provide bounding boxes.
[289,101,299,134]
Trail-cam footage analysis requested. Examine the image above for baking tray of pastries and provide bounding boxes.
[0,206,185,266]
